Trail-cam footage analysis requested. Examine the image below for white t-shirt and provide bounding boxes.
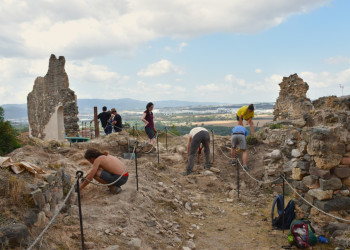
[189,127,208,138]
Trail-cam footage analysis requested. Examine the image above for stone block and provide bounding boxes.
[333,167,350,178]
[309,166,331,179]
[298,140,307,154]
[292,168,305,181]
[0,223,29,248]
[292,119,306,128]
[302,154,311,161]
[297,160,310,171]
[307,189,332,201]
[304,193,314,204]
[270,150,281,160]
[292,181,308,192]
[35,211,47,227]
[31,189,44,210]
[314,155,342,170]
[314,196,350,212]
[283,160,297,172]
[342,177,350,188]
[340,189,350,196]
[291,149,301,158]
[302,175,318,188]
[319,177,342,191]
[41,171,57,184]
[341,157,350,165]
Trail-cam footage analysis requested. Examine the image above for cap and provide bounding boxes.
[111,108,116,112]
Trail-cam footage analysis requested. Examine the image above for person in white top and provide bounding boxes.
[182,127,211,175]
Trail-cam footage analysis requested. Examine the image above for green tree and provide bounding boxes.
[0,107,21,155]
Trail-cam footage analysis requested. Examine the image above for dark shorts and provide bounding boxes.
[145,126,155,139]
[99,169,128,187]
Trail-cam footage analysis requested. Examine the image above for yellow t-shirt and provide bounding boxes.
[237,106,255,120]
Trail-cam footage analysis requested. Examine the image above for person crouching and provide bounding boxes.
[79,148,129,194]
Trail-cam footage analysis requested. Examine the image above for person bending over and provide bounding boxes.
[182,127,211,176]
[231,125,249,171]
[236,104,255,136]
[80,148,128,194]
[141,102,157,145]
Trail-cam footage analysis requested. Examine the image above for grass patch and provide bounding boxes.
[269,123,283,130]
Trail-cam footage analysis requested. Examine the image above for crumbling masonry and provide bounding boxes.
[27,54,79,140]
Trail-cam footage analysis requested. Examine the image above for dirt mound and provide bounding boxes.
[1,134,292,249]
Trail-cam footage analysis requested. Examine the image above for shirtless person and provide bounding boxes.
[79,148,129,194]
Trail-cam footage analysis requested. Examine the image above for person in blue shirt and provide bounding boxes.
[230,125,249,171]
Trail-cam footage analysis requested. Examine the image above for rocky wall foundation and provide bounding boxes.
[263,73,350,247]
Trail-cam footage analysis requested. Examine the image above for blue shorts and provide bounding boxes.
[99,169,128,187]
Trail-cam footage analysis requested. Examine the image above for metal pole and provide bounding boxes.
[94,106,99,138]
[211,129,214,163]
[135,142,139,191]
[165,127,168,152]
[136,123,138,139]
[75,171,85,250]
[133,125,135,137]
[157,134,160,165]
[236,154,239,199]
[90,122,92,139]
[282,174,285,234]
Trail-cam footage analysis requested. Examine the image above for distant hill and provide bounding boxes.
[1,104,28,121]
[1,99,275,121]
[1,98,224,120]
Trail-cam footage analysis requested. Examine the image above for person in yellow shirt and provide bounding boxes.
[236,104,255,135]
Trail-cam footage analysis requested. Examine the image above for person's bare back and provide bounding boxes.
[94,155,125,175]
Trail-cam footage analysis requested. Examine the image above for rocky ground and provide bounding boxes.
[1,132,336,249]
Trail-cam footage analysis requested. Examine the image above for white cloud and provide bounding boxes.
[224,74,246,86]
[0,56,130,104]
[300,69,350,98]
[324,56,350,64]
[255,68,262,73]
[137,59,183,77]
[0,0,330,58]
[164,42,188,52]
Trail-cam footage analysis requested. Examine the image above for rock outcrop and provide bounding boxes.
[263,74,350,246]
[273,73,313,121]
[27,54,79,140]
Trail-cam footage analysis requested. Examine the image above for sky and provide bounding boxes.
[0,0,349,105]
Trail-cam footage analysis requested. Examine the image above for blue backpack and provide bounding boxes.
[271,194,295,229]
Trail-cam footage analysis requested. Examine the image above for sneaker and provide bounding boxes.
[109,186,122,194]
[243,165,249,171]
[230,159,236,165]
[204,165,211,170]
[181,171,192,176]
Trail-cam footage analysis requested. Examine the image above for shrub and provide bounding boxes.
[269,123,283,130]
[0,107,21,155]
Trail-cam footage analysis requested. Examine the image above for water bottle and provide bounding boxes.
[318,236,329,244]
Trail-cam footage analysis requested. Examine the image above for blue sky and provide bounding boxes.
[0,0,349,105]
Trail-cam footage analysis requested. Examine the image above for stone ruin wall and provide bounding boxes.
[0,168,72,247]
[262,73,350,244]
[27,54,79,140]
[273,73,313,121]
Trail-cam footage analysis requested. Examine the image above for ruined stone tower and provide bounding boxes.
[27,54,79,140]
[273,73,313,121]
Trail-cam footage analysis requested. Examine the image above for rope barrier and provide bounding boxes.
[215,141,235,160]
[27,183,76,250]
[82,144,137,187]
[281,175,350,223]
[237,158,282,184]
